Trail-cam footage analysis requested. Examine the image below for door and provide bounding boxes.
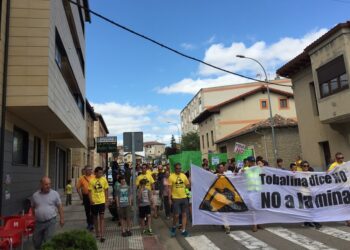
[56,148,67,189]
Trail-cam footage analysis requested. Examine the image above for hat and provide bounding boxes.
[247,156,256,162]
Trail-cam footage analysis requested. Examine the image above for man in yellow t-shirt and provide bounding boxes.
[136,164,155,190]
[168,163,190,237]
[328,152,345,172]
[88,166,109,242]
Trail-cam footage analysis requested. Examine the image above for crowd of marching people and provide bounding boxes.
[72,151,348,243]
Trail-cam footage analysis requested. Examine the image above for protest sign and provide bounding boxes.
[233,142,246,154]
[191,162,350,225]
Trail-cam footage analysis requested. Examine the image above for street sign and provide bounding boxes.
[123,132,143,152]
[96,136,117,153]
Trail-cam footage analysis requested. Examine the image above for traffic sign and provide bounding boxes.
[96,136,117,153]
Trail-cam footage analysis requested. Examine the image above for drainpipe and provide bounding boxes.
[254,128,268,162]
[0,0,11,215]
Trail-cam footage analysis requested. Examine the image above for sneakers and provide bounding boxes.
[170,227,176,237]
[122,232,127,237]
[225,227,230,234]
[127,230,132,236]
[147,229,153,235]
[181,230,189,237]
[142,229,148,234]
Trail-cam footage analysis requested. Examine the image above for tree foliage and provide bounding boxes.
[181,132,200,151]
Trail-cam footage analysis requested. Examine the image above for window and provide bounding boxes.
[317,55,349,98]
[206,133,209,148]
[55,29,85,117]
[202,135,205,149]
[309,82,319,116]
[260,99,268,110]
[279,98,289,109]
[33,136,41,167]
[211,131,214,146]
[13,127,29,165]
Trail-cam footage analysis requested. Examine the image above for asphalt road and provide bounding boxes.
[163,219,350,250]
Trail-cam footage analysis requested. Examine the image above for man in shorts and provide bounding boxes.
[169,163,190,237]
[89,166,109,242]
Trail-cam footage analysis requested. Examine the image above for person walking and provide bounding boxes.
[89,166,109,243]
[169,163,190,237]
[76,165,95,231]
[115,175,132,237]
[65,179,72,206]
[32,176,64,250]
[163,170,171,219]
[136,163,155,191]
[138,179,154,235]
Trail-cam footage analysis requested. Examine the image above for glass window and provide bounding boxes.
[330,78,338,92]
[340,73,348,88]
[260,100,268,109]
[279,98,288,109]
[33,136,41,167]
[13,127,29,165]
[321,82,329,97]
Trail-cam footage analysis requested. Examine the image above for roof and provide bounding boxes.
[180,79,291,114]
[95,113,109,134]
[144,141,165,146]
[86,100,97,121]
[277,21,350,77]
[216,115,298,144]
[192,86,293,124]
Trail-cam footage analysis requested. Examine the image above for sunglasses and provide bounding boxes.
[303,165,309,167]
[337,157,344,160]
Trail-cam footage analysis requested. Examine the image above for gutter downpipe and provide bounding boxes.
[0,0,11,215]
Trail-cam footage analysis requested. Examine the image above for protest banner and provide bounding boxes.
[191,162,350,225]
[233,142,246,154]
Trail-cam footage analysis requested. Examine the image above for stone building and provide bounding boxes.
[216,115,301,167]
[277,21,350,170]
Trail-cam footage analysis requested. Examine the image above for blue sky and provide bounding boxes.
[85,0,349,144]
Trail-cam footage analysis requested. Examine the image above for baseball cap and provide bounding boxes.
[247,156,256,162]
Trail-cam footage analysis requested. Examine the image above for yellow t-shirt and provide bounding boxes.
[136,174,155,190]
[328,161,344,172]
[88,177,109,205]
[169,173,190,199]
[66,184,73,194]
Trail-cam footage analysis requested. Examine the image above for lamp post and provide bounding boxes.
[236,55,277,164]
[166,121,181,146]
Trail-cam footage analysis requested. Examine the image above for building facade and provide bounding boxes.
[71,100,97,180]
[92,113,109,168]
[277,21,350,170]
[0,0,91,215]
[192,86,297,160]
[181,79,292,135]
[144,141,165,162]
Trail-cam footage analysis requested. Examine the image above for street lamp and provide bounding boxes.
[166,121,181,145]
[236,55,277,164]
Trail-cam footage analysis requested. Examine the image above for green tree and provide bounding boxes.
[181,132,200,151]
[165,134,178,157]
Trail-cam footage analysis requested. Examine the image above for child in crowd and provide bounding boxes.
[89,166,109,242]
[138,179,153,235]
[65,179,72,206]
[152,173,161,219]
[115,176,132,237]
[163,170,171,219]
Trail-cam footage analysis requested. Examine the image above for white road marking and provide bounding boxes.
[186,235,220,250]
[265,227,336,250]
[318,226,350,241]
[229,231,277,250]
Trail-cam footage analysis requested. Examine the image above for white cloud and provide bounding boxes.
[163,108,181,116]
[158,28,328,95]
[181,43,196,50]
[91,102,180,146]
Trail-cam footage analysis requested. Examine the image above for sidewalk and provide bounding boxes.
[24,192,176,250]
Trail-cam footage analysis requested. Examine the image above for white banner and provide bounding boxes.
[191,163,350,225]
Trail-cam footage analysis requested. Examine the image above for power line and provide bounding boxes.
[68,0,291,88]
